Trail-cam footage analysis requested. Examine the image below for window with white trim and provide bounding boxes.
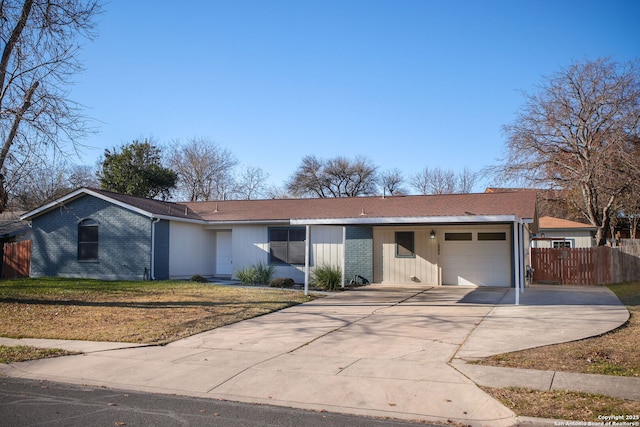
[78,219,99,261]
[553,241,572,249]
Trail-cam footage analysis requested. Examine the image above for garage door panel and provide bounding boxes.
[442,231,511,287]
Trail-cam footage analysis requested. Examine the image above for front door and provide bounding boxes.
[216,231,232,276]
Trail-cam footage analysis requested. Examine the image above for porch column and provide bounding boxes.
[518,220,526,296]
[513,219,527,305]
[514,220,521,305]
[304,225,310,295]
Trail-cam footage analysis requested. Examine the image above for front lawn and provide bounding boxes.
[0,278,314,345]
[477,281,640,421]
[475,281,640,377]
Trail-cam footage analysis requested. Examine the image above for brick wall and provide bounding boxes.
[31,195,152,280]
[344,226,373,284]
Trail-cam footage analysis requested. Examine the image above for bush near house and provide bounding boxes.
[236,262,275,285]
[269,278,295,288]
[312,264,342,291]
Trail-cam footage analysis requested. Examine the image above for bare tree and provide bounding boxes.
[286,155,378,198]
[0,0,101,212]
[264,184,290,199]
[168,137,238,201]
[68,164,100,189]
[492,58,640,245]
[235,165,269,200]
[619,178,640,239]
[456,167,478,193]
[379,168,406,195]
[410,166,475,194]
[9,151,97,210]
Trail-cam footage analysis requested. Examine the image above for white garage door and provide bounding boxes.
[441,230,511,287]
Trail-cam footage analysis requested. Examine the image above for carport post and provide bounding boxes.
[513,219,526,305]
[304,225,310,296]
[519,219,526,297]
[514,220,520,305]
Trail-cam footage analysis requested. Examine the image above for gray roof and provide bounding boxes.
[0,211,30,239]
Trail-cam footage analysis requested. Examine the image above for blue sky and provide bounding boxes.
[70,0,640,192]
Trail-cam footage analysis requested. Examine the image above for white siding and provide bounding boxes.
[373,226,439,284]
[533,230,595,248]
[231,225,269,274]
[311,225,344,268]
[229,224,344,284]
[169,222,216,278]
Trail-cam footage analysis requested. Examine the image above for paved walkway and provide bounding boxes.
[0,284,633,427]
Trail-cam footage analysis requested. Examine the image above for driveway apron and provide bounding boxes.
[2,284,628,427]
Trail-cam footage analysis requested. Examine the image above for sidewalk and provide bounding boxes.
[0,284,634,427]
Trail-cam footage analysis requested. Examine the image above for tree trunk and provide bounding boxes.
[0,81,39,212]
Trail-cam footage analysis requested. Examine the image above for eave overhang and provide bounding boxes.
[291,215,533,226]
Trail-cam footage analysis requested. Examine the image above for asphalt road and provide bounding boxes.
[0,377,442,427]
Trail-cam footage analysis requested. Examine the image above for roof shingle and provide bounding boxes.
[24,188,538,224]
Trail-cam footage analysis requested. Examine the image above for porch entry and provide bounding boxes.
[373,226,439,284]
[216,231,232,276]
[373,225,512,286]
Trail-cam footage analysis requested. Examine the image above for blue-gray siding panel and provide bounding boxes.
[344,226,373,284]
[153,220,170,280]
[30,195,152,280]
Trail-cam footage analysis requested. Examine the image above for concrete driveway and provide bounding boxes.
[1,284,629,427]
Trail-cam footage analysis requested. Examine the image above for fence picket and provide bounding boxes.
[530,246,636,285]
[2,240,31,279]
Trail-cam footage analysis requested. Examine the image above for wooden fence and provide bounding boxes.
[2,240,31,279]
[531,244,640,285]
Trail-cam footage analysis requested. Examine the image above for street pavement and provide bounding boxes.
[0,284,633,427]
[0,376,440,427]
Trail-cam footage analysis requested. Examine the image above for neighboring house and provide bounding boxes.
[0,211,30,244]
[531,216,596,249]
[20,188,538,289]
[0,211,31,278]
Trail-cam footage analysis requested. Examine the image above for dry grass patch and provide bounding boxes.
[475,281,640,377]
[0,278,314,344]
[0,345,78,364]
[483,387,640,422]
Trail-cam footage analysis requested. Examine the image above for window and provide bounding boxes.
[478,232,507,241]
[269,227,305,265]
[395,231,415,257]
[553,241,572,249]
[78,219,99,260]
[445,232,472,241]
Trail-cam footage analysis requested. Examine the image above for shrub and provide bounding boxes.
[235,266,257,285]
[235,262,275,286]
[254,261,275,285]
[312,264,342,291]
[190,274,208,283]
[269,278,295,288]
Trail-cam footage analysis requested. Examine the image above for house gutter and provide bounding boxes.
[291,215,529,226]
